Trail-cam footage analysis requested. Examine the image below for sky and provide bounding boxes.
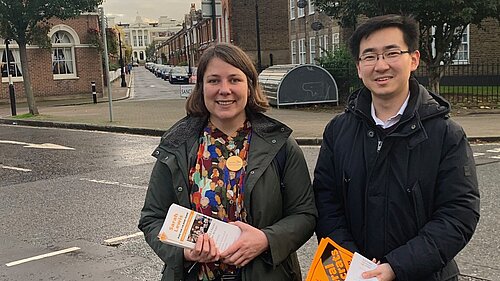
[102,0,202,24]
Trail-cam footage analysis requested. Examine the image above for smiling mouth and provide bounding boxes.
[216,100,236,105]
[375,77,392,82]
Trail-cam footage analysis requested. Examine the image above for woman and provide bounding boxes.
[138,43,317,281]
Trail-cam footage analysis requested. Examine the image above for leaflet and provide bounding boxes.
[157,203,241,252]
[305,237,353,281]
[344,252,378,281]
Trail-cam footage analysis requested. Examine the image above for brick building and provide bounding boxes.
[1,13,103,100]
[157,0,290,70]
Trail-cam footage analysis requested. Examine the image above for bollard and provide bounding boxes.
[91,81,97,104]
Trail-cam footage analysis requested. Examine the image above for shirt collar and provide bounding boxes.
[371,92,410,129]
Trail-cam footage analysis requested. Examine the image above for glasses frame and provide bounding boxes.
[358,49,411,66]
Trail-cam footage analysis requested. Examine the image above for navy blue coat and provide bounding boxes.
[313,78,480,281]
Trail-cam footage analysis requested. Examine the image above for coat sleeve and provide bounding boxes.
[261,137,318,266]
[386,122,480,280]
[313,118,359,252]
[138,158,185,276]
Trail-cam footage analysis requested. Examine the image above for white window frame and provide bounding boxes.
[49,25,79,80]
[431,24,470,65]
[1,44,23,83]
[299,38,306,64]
[309,37,316,64]
[332,32,340,52]
[290,0,295,20]
[291,40,297,64]
[308,1,315,15]
[297,3,305,17]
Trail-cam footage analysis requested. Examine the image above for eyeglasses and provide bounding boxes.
[358,49,411,66]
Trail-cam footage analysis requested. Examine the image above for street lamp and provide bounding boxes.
[4,39,16,116]
[118,32,127,87]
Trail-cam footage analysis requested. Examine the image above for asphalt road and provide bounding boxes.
[1,125,499,280]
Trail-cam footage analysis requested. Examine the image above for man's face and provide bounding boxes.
[356,27,420,101]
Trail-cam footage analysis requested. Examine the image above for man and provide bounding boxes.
[313,14,480,281]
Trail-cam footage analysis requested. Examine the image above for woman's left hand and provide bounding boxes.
[219,221,269,267]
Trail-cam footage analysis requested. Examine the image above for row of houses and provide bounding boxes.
[159,1,500,72]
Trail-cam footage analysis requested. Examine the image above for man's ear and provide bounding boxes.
[411,50,420,71]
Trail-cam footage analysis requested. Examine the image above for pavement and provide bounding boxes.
[1,72,500,144]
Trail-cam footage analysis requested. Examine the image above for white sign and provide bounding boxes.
[180,85,195,98]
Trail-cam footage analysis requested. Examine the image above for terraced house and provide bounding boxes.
[1,14,103,100]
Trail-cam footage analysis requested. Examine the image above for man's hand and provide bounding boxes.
[362,263,396,281]
[219,221,269,267]
[184,233,220,263]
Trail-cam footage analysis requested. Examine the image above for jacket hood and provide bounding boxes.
[347,77,450,122]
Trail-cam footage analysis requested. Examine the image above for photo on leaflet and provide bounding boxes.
[187,214,212,243]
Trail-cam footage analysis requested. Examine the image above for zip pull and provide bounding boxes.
[377,140,383,152]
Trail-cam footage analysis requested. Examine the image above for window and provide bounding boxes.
[1,46,23,81]
[144,35,148,45]
[332,32,340,52]
[290,0,295,19]
[319,35,328,57]
[138,35,143,47]
[308,1,314,15]
[51,31,76,77]
[291,40,297,64]
[310,37,316,64]
[454,25,469,63]
[299,38,306,64]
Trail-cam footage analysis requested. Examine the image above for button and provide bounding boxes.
[250,171,255,175]
[177,186,183,192]
[271,139,277,144]
[280,127,285,132]
[153,150,160,156]
[367,131,375,138]
[411,124,416,130]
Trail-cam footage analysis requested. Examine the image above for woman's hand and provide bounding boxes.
[219,221,269,267]
[184,233,220,263]
[362,263,396,281]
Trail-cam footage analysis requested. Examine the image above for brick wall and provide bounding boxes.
[230,0,290,68]
[1,14,104,100]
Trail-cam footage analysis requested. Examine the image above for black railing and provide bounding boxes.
[414,60,500,106]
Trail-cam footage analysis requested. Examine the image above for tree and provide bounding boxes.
[313,0,500,93]
[0,0,103,115]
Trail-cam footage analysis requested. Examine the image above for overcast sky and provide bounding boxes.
[102,0,201,23]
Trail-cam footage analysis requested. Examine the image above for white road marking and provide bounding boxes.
[104,232,143,244]
[486,148,500,153]
[1,165,32,172]
[79,178,147,190]
[0,140,74,150]
[473,153,485,157]
[490,155,500,159]
[5,247,80,267]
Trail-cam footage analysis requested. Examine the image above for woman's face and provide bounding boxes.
[203,57,248,129]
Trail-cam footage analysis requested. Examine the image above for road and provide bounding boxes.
[129,67,193,101]
[1,124,499,280]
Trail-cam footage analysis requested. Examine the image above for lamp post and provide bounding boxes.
[255,0,262,72]
[118,32,127,87]
[4,39,16,116]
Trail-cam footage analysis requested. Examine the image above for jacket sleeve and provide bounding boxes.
[386,123,480,280]
[138,158,185,276]
[261,137,318,265]
[313,118,359,252]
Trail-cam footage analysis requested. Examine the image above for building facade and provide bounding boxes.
[115,15,182,64]
[1,14,104,100]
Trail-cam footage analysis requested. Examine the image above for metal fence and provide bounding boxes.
[414,61,500,106]
[324,61,500,107]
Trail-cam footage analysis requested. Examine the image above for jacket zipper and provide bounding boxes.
[377,138,383,153]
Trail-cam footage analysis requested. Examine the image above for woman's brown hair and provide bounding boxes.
[185,43,269,116]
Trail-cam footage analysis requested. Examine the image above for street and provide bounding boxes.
[1,124,499,280]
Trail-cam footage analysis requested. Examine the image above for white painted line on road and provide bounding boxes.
[5,247,80,267]
[490,155,500,159]
[1,165,32,172]
[486,148,500,153]
[79,178,147,190]
[104,232,143,244]
[0,140,75,150]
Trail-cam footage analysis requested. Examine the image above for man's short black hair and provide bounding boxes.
[349,14,419,61]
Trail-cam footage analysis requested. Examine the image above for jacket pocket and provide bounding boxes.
[407,181,426,229]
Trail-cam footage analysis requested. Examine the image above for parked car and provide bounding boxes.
[168,67,190,84]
